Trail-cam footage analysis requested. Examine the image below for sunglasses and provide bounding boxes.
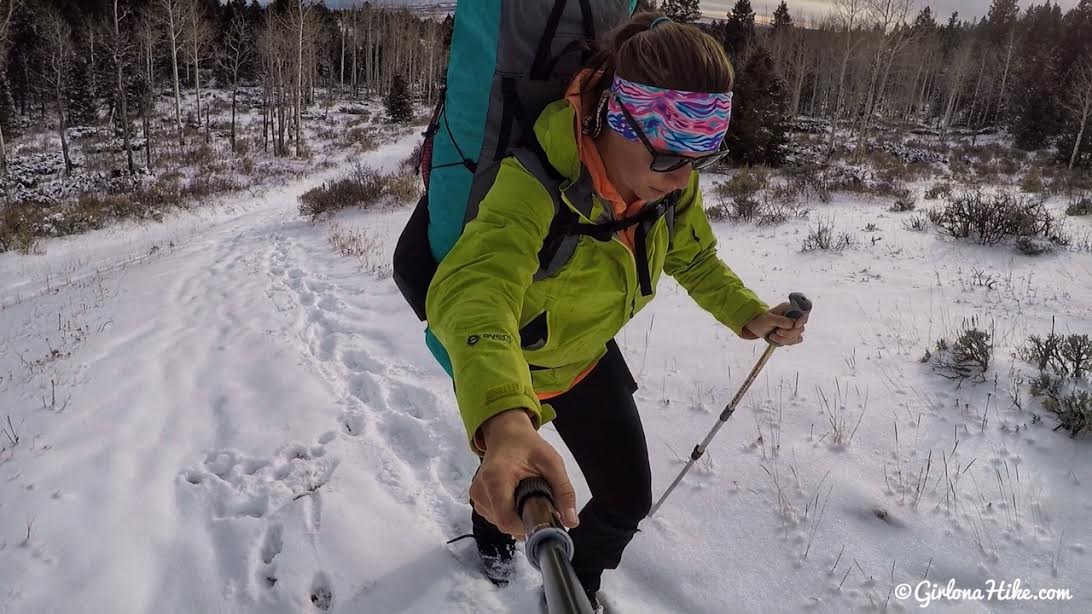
[615,99,730,173]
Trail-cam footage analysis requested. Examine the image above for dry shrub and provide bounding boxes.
[328,223,389,276]
[928,189,1062,246]
[1066,197,1092,216]
[299,163,388,220]
[0,205,43,254]
[801,216,852,251]
[386,173,422,204]
[924,317,993,382]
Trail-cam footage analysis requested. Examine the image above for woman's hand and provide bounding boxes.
[742,302,808,346]
[471,409,580,538]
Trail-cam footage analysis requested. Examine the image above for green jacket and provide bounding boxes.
[426,100,768,453]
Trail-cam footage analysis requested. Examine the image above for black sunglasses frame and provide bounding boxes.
[615,98,729,173]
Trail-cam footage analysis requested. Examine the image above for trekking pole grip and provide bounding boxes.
[516,477,576,571]
[765,292,812,346]
[516,477,559,530]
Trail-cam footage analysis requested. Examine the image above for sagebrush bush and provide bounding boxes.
[782,164,832,203]
[1022,331,1092,379]
[0,177,188,253]
[1043,391,1092,437]
[923,182,952,200]
[708,169,796,225]
[705,203,731,222]
[928,189,1062,246]
[342,126,378,151]
[925,317,993,381]
[299,164,420,220]
[713,169,768,222]
[1015,235,1055,255]
[1020,327,1091,437]
[801,217,852,252]
[386,173,422,204]
[890,189,916,212]
[299,164,389,220]
[0,205,42,254]
[1066,197,1092,216]
[1020,167,1046,194]
[400,140,423,175]
[903,213,929,231]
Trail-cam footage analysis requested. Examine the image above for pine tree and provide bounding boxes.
[725,0,756,58]
[984,0,1020,47]
[1010,3,1066,150]
[912,7,937,33]
[660,0,701,23]
[1055,0,1092,166]
[65,58,97,127]
[0,71,16,139]
[385,74,413,123]
[771,1,792,32]
[941,12,963,56]
[724,45,789,166]
[1061,0,1092,70]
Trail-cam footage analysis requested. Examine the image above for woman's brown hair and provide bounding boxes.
[579,12,735,105]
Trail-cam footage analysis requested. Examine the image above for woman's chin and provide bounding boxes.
[642,186,667,201]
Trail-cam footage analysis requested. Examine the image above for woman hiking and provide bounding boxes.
[426,12,809,610]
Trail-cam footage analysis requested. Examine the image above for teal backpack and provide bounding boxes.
[392,1,642,375]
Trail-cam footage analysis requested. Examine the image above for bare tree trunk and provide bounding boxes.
[365,7,374,97]
[0,119,7,177]
[0,0,20,178]
[294,0,305,157]
[1066,61,1092,170]
[339,17,346,96]
[144,31,154,168]
[230,77,238,153]
[195,53,204,144]
[262,59,269,154]
[350,10,358,97]
[904,50,925,120]
[163,0,184,146]
[942,43,972,133]
[56,86,72,176]
[997,26,1015,123]
[967,54,986,145]
[112,0,135,175]
[826,30,855,159]
[142,93,152,168]
[1070,103,1090,171]
[789,32,808,117]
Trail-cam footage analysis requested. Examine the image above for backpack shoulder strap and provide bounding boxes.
[511,147,582,281]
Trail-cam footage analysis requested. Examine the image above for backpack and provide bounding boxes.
[393,0,667,374]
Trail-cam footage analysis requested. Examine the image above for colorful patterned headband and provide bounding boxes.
[605,75,732,155]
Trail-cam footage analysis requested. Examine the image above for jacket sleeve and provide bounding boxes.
[663,171,769,337]
[425,157,555,454]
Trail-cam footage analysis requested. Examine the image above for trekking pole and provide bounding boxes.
[516,477,596,614]
[648,292,813,517]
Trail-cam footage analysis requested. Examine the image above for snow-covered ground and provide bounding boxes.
[1,128,1090,613]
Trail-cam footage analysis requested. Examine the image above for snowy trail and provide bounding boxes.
[2,131,1091,613]
[0,139,522,613]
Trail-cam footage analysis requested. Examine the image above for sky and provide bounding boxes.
[278,1,1083,23]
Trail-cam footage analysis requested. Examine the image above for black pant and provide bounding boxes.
[473,339,651,593]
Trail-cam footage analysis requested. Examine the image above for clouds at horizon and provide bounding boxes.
[281,0,1082,23]
[701,0,1080,23]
